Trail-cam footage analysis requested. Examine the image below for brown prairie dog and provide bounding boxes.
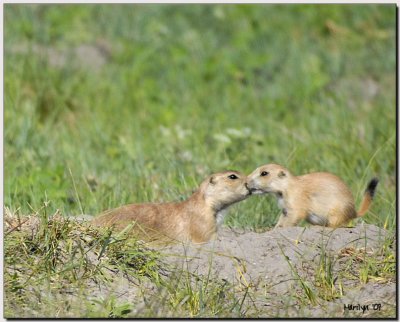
[92,171,251,243]
[247,163,379,228]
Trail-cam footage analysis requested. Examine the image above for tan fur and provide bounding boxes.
[91,171,251,243]
[247,164,377,228]
[357,194,373,217]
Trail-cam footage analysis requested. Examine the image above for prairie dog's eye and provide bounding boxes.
[228,174,238,180]
[260,171,269,177]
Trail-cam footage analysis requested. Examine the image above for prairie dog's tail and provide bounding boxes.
[357,178,379,217]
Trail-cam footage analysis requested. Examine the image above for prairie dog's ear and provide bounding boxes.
[278,171,286,178]
[209,176,216,185]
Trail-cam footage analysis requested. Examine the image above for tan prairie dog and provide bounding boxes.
[247,163,379,228]
[92,171,251,243]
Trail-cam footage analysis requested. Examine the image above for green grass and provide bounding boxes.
[4,208,151,317]
[4,4,396,318]
[5,4,396,230]
[4,207,251,318]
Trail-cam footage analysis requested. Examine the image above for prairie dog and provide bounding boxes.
[247,163,379,228]
[91,171,251,243]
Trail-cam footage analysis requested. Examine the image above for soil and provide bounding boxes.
[86,223,395,318]
[4,212,396,317]
[155,224,396,317]
[8,41,113,71]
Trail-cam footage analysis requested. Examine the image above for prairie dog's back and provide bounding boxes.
[92,202,188,238]
[298,172,356,222]
[299,172,354,199]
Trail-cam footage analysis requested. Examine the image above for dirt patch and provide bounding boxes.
[4,210,396,318]
[7,40,113,71]
[83,223,395,317]
[157,224,395,317]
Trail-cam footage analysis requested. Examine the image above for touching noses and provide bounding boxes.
[245,178,253,188]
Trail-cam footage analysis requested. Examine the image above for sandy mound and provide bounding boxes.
[157,224,395,317]
[5,209,395,317]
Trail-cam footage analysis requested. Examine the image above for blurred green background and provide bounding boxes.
[4,4,396,229]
